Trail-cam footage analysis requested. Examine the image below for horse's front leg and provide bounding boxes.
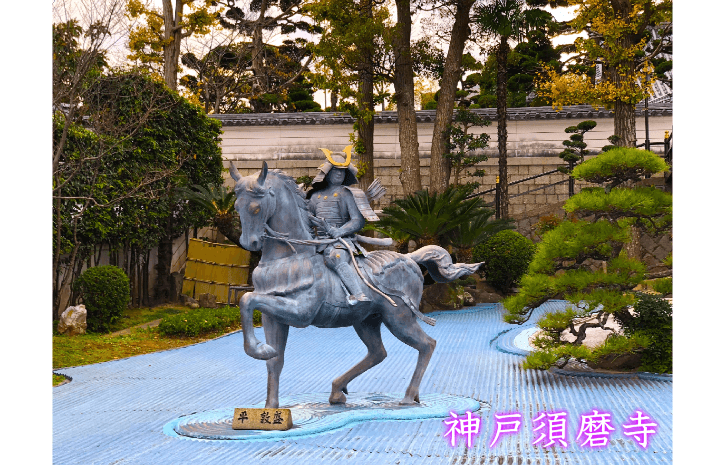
[262,314,289,409]
[240,291,316,360]
[239,292,277,360]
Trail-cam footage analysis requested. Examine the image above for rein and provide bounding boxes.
[262,225,397,307]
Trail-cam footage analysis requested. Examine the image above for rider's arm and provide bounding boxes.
[329,189,365,238]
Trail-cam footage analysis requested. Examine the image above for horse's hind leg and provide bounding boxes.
[262,314,289,409]
[329,314,387,405]
[381,300,436,405]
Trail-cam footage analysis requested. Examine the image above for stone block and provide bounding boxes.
[651,245,670,261]
[198,293,218,309]
[642,255,660,269]
[232,408,293,430]
[640,233,656,253]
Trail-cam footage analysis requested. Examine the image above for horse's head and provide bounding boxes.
[229,161,276,252]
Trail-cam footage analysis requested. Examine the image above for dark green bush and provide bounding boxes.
[651,277,672,295]
[473,230,536,293]
[613,293,672,373]
[158,306,261,337]
[73,265,130,332]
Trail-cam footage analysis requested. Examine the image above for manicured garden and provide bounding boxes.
[53,304,261,386]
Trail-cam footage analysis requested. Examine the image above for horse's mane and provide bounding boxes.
[269,170,314,235]
[236,169,313,235]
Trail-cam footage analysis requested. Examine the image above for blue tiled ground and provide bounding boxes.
[53,301,672,464]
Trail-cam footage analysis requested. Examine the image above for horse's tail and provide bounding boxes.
[406,245,483,283]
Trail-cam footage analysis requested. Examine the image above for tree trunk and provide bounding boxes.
[154,183,176,304]
[162,0,183,91]
[392,0,422,196]
[429,0,474,193]
[610,0,637,147]
[249,0,271,112]
[154,231,174,304]
[53,187,63,315]
[496,38,510,219]
[614,101,637,147]
[142,249,151,307]
[356,0,376,192]
[129,247,137,307]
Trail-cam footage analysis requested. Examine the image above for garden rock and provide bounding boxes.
[589,352,643,371]
[198,293,218,309]
[57,305,87,336]
[420,283,457,313]
[463,292,475,306]
[181,294,199,309]
[469,276,505,303]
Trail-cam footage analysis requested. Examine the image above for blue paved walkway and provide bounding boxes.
[53,301,672,464]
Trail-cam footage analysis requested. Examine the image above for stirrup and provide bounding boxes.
[347,293,371,306]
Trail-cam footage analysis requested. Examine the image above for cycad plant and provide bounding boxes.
[178,183,241,245]
[376,187,488,248]
[447,209,515,262]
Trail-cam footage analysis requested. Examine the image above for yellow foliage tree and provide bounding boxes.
[536,0,672,147]
[127,0,221,90]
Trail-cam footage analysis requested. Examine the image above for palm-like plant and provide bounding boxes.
[376,187,488,248]
[178,183,241,245]
[447,210,515,262]
[474,0,552,219]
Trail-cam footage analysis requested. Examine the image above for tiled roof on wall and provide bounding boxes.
[209,103,672,126]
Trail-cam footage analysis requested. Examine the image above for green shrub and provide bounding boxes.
[589,333,650,363]
[613,293,672,373]
[73,265,130,332]
[651,277,672,295]
[158,306,261,337]
[522,344,593,370]
[473,230,536,293]
[522,350,560,370]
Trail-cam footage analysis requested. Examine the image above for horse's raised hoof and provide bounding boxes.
[329,391,347,404]
[244,342,278,360]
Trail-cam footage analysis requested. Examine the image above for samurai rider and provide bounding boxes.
[307,146,380,306]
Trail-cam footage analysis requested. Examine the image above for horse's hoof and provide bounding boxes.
[329,391,347,404]
[245,342,277,360]
[342,386,348,395]
[399,397,420,406]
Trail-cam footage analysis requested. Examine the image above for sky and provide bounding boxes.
[52,0,583,110]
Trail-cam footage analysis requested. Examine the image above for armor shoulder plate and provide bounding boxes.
[344,186,380,222]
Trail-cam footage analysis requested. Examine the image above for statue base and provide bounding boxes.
[164,392,485,442]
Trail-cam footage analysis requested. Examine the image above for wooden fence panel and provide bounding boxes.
[181,239,250,304]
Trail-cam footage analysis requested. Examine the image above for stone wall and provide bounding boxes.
[219,104,672,271]
[219,104,672,231]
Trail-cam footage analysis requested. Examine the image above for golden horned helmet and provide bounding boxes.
[312,145,358,185]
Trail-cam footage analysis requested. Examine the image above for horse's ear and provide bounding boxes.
[229,161,242,182]
[258,161,268,186]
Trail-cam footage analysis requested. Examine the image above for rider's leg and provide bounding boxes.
[324,246,370,305]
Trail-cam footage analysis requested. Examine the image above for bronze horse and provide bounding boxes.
[230,162,481,408]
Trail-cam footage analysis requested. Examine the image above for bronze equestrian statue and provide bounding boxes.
[229,149,481,408]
